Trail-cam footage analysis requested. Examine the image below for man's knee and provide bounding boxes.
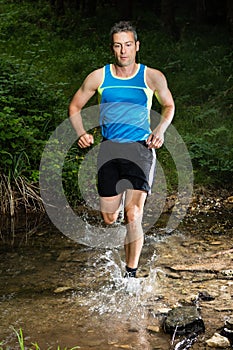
[102,212,118,225]
[125,206,143,224]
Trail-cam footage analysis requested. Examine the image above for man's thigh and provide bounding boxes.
[124,189,147,214]
[99,194,123,215]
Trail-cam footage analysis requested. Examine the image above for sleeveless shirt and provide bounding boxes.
[97,64,153,142]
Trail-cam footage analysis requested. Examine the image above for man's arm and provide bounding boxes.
[69,68,103,148]
[146,68,175,149]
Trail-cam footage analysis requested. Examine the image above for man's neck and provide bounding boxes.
[112,63,138,78]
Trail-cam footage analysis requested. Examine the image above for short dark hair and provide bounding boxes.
[110,21,138,43]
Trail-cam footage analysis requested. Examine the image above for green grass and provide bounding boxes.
[0,328,80,350]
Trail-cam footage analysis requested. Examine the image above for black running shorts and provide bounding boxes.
[97,139,156,197]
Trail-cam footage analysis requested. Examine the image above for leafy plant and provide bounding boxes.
[0,0,232,215]
[0,57,67,214]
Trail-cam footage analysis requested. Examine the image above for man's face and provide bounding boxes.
[112,31,140,67]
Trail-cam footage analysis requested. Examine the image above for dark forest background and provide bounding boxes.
[0,0,232,215]
[49,0,233,39]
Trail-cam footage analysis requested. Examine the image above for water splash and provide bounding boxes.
[77,248,164,321]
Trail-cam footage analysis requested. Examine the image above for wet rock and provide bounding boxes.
[128,327,138,333]
[225,316,233,330]
[209,240,222,245]
[206,332,230,348]
[113,344,132,349]
[173,332,198,350]
[163,306,205,335]
[179,294,199,305]
[221,327,233,345]
[220,315,233,344]
[211,248,233,258]
[147,325,160,333]
[155,307,171,316]
[170,259,231,272]
[53,286,73,293]
[198,290,215,301]
[221,269,233,278]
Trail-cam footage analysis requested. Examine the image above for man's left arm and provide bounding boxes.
[146,69,175,149]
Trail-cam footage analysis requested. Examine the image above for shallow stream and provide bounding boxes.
[0,192,232,349]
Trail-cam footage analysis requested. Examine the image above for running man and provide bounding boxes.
[69,21,175,277]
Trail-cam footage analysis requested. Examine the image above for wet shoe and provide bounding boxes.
[124,271,136,278]
[124,266,137,278]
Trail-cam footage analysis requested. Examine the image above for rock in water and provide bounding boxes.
[174,333,198,350]
[163,306,205,335]
[206,333,230,348]
[220,315,233,345]
[225,316,233,330]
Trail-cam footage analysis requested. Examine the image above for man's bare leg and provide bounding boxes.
[99,194,123,224]
[99,190,146,277]
[124,190,147,273]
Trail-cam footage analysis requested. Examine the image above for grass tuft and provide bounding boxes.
[0,327,80,350]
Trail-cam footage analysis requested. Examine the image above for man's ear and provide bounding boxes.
[136,40,140,52]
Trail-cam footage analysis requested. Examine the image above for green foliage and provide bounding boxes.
[184,128,233,185]
[0,0,232,214]
[0,58,65,181]
[174,101,233,185]
[62,127,102,207]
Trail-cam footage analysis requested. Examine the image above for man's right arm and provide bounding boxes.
[69,68,103,148]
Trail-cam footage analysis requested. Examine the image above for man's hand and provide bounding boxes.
[146,130,164,149]
[78,133,94,148]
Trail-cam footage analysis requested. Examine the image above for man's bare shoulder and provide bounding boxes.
[146,66,165,77]
[84,67,104,89]
[146,66,167,91]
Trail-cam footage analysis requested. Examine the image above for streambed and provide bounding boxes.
[0,190,232,349]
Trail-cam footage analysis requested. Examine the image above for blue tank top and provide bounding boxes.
[97,64,153,142]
